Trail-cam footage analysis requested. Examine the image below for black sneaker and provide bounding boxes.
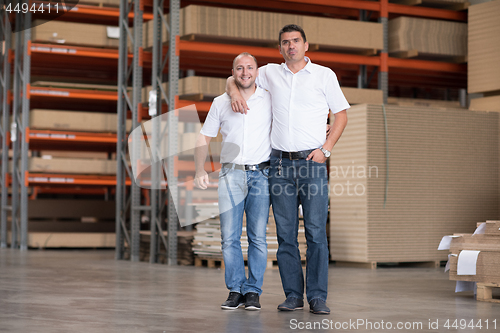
[277,297,304,311]
[244,292,261,311]
[309,298,330,315]
[221,292,245,310]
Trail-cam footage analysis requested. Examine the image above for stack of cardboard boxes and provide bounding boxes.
[330,104,499,267]
[468,0,500,112]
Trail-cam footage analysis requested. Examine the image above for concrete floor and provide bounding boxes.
[0,249,498,333]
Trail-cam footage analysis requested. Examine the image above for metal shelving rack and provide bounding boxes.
[113,0,467,265]
[10,3,32,250]
[0,1,12,248]
[115,0,180,265]
[3,1,142,250]
[116,0,144,262]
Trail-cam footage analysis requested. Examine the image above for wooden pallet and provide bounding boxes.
[476,283,500,303]
[194,256,306,269]
[334,260,443,270]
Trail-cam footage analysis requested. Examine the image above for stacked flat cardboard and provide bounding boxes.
[7,232,115,248]
[28,157,116,174]
[145,5,382,52]
[143,76,382,105]
[468,1,500,100]
[469,95,500,112]
[387,97,462,109]
[142,76,227,103]
[79,0,121,6]
[330,104,499,263]
[448,221,500,284]
[31,109,130,132]
[139,230,195,265]
[32,20,120,48]
[192,205,307,261]
[389,16,467,57]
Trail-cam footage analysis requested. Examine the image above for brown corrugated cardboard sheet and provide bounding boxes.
[468,0,500,95]
[144,5,382,52]
[330,104,499,263]
[28,157,116,175]
[31,109,131,133]
[389,16,467,57]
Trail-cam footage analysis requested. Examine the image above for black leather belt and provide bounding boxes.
[222,161,270,171]
[271,148,316,160]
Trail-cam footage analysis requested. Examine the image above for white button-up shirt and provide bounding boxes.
[201,86,272,165]
[256,57,350,152]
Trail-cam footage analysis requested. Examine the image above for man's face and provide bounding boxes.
[232,55,258,90]
[279,31,309,63]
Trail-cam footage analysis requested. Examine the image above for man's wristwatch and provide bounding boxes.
[319,147,331,158]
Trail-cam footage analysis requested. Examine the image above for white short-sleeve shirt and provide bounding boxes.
[201,86,272,165]
[256,57,350,152]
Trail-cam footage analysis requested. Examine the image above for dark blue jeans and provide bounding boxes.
[269,155,329,303]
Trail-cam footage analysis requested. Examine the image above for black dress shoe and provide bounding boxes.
[309,298,330,314]
[277,297,304,311]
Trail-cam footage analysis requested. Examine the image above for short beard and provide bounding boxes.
[235,79,255,90]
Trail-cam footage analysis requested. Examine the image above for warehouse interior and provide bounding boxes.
[1,0,500,331]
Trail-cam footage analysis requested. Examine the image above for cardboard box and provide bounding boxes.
[30,109,130,133]
[32,20,120,48]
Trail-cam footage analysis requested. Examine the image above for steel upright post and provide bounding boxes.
[0,2,12,248]
[129,0,144,262]
[116,0,140,260]
[19,5,32,251]
[379,0,389,104]
[166,0,180,266]
[10,2,25,249]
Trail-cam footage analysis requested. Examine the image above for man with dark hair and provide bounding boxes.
[226,24,349,315]
[195,52,272,311]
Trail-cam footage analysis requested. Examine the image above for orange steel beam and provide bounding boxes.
[28,130,117,144]
[388,57,466,73]
[30,43,133,60]
[178,41,381,66]
[30,186,110,197]
[388,3,466,21]
[29,87,118,101]
[27,173,131,186]
[274,0,466,21]
[176,100,212,112]
[33,1,154,20]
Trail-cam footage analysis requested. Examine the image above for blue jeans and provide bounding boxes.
[218,166,270,295]
[269,155,329,303]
